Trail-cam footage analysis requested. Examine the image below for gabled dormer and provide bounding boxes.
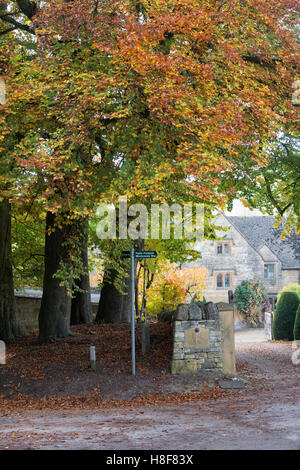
[258,244,279,263]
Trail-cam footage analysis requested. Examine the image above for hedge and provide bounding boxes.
[272,291,299,341]
[294,305,300,341]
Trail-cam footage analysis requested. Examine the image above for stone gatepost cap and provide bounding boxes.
[175,304,189,321]
[188,303,203,320]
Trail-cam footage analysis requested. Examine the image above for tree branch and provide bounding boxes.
[0,1,37,36]
[0,14,35,34]
[263,175,285,216]
[0,26,17,35]
[242,54,282,68]
[281,203,292,215]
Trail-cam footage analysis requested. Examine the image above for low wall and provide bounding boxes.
[16,296,40,334]
[171,303,236,375]
[15,295,98,334]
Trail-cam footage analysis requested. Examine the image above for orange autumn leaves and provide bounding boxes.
[28,0,299,210]
[146,262,207,315]
[1,0,299,226]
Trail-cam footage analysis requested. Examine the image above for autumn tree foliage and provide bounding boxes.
[146,262,207,317]
[31,0,300,204]
[0,0,299,340]
[225,134,300,235]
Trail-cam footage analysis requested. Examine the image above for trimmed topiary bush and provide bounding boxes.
[277,283,300,303]
[272,291,299,341]
[294,305,300,341]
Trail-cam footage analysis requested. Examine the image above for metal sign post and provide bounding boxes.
[130,247,136,376]
[121,249,158,376]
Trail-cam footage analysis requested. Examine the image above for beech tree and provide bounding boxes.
[0,27,25,340]
[1,2,96,340]
[0,199,23,340]
[1,0,299,340]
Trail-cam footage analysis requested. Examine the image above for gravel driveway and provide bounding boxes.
[235,327,266,344]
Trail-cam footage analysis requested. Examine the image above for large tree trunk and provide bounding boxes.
[0,199,22,341]
[95,268,131,323]
[38,211,72,343]
[71,219,93,325]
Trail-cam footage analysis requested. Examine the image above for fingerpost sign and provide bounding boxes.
[121,249,157,375]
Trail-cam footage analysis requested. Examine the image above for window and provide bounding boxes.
[217,242,230,254]
[264,264,275,279]
[216,273,231,288]
[217,274,223,288]
[224,274,231,288]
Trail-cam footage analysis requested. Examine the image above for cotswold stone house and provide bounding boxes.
[186,213,300,309]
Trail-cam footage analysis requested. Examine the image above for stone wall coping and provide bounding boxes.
[15,294,41,299]
[173,319,217,324]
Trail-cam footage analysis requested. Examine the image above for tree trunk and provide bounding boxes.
[0,199,22,341]
[38,211,72,343]
[95,268,131,323]
[71,219,93,325]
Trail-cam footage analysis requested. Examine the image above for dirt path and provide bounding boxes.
[0,340,299,450]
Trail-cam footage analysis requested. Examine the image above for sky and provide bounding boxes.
[225,200,265,217]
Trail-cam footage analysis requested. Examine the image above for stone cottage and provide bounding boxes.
[185,212,300,310]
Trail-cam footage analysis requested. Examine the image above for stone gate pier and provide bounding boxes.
[171,302,236,376]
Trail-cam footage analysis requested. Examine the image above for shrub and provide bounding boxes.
[272,291,299,341]
[191,295,207,308]
[147,278,186,317]
[234,280,270,326]
[146,263,206,317]
[294,305,300,341]
[277,284,300,304]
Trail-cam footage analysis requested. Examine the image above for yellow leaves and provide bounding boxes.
[149,260,207,302]
[240,198,253,210]
[1,0,297,222]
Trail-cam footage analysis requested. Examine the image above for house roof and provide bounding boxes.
[227,216,300,269]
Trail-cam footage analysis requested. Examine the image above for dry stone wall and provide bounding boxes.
[171,303,224,374]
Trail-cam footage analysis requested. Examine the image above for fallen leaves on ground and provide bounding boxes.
[0,322,234,410]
